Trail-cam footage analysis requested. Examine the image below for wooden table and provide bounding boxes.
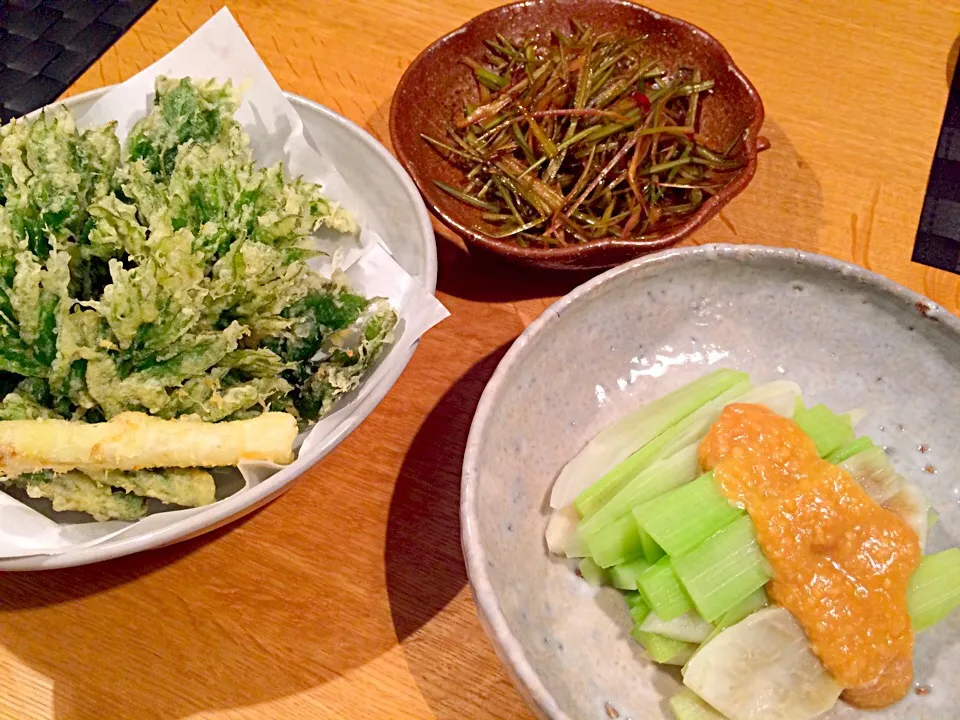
[1,1,958,718]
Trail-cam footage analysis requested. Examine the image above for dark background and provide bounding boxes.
[0,0,156,122]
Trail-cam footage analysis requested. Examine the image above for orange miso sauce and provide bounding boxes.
[699,403,921,709]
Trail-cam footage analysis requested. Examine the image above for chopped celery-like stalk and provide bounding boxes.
[577,443,701,538]
[578,557,610,587]
[793,401,854,457]
[684,607,842,718]
[624,592,653,625]
[545,504,581,557]
[844,407,867,428]
[696,587,770,652]
[885,483,929,553]
[640,610,713,643]
[637,557,695,620]
[632,628,698,664]
[573,438,670,518]
[564,525,589,558]
[585,515,644,568]
[908,548,960,632]
[574,377,751,516]
[564,369,748,513]
[664,643,697,667]
[825,435,874,464]
[610,557,653,590]
[840,446,905,505]
[640,528,666,563]
[673,516,772,622]
[585,518,665,567]
[630,603,651,625]
[669,690,726,720]
[658,380,802,459]
[633,472,743,557]
[713,587,769,631]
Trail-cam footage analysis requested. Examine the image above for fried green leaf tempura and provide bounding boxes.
[0,76,397,520]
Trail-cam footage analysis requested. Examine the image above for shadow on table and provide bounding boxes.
[0,337,527,720]
[384,342,511,641]
[434,234,601,304]
[672,117,825,256]
[384,343,533,719]
[948,33,959,87]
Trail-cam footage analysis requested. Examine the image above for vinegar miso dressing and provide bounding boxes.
[700,403,921,709]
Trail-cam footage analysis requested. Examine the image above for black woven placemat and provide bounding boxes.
[913,61,960,274]
[0,0,157,123]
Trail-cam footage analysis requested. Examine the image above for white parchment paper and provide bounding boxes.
[0,8,448,558]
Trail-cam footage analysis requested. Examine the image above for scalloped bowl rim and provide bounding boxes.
[390,0,765,266]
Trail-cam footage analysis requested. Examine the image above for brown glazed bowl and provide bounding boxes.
[390,0,765,270]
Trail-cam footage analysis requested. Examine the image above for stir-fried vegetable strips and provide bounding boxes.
[546,371,960,719]
[424,23,745,247]
[0,77,397,521]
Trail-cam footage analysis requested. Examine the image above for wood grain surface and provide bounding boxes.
[1,1,959,719]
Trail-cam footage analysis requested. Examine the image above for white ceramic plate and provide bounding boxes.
[462,244,960,720]
[0,88,437,571]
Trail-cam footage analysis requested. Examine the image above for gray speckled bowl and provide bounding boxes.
[461,244,960,720]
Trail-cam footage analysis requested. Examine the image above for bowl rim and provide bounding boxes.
[0,85,438,571]
[460,243,958,720]
[390,0,766,267]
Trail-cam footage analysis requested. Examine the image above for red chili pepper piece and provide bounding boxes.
[632,92,651,111]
